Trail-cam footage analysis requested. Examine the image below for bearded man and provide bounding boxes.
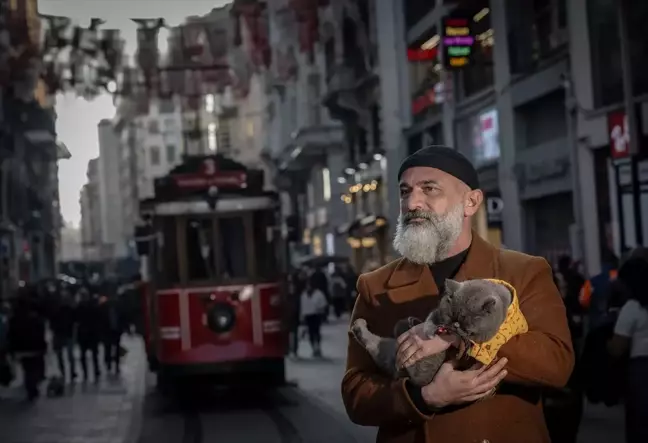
[341,146,574,443]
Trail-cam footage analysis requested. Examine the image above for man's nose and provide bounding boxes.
[404,191,425,212]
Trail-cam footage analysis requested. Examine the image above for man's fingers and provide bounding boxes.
[475,358,508,384]
[396,341,417,367]
[459,388,496,403]
[467,369,507,397]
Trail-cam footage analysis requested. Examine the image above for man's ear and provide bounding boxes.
[464,189,483,217]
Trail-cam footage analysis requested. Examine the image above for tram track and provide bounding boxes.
[178,389,304,443]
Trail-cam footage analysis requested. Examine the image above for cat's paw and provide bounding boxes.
[351,318,368,341]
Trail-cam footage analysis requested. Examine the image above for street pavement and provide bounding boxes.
[0,317,627,443]
[135,315,375,443]
[0,335,146,443]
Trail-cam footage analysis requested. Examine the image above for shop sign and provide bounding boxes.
[442,16,474,69]
[608,111,630,160]
[472,108,500,164]
[412,82,445,115]
[485,193,504,224]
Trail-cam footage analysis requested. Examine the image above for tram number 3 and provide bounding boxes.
[203,159,216,176]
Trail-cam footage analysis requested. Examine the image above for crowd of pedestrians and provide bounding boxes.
[0,276,142,401]
[286,262,358,359]
[548,249,648,443]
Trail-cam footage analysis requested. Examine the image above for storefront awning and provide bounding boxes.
[337,214,389,238]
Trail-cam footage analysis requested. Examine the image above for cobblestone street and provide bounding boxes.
[0,336,146,443]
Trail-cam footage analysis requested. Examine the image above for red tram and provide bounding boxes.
[135,154,287,389]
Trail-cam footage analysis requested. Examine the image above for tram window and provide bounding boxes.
[185,217,216,281]
[217,216,248,279]
[254,210,278,279]
[159,217,179,286]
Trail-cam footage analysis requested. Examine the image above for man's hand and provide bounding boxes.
[421,358,508,408]
[396,325,453,369]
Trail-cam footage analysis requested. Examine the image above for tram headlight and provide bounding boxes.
[238,285,254,302]
[207,303,236,334]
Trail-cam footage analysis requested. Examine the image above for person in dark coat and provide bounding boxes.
[49,289,77,382]
[76,289,102,382]
[99,294,124,374]
[6,292,47,400]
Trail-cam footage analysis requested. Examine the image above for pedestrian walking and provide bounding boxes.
[6,292,47,401]
[76,289,102,382]
[49,290,78,382]
[607,257,648,443]
[300,277,327,358]
[99,294,124,375]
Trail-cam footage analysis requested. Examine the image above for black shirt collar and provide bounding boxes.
[429,247,470,292]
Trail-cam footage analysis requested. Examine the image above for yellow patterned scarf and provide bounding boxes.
[466,279,528,366]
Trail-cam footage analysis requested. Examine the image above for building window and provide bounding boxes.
[245,119,254,138]
[159,98,175,114]
[508,0,568,74]
[403,0,436,30]
[408,28,443,124]
[150,146,161,166]
[208,123,217,151]
[205,94,215,113]
[166,145,176,163]
[148,120,160,134]
[460,4,494,98]
[164,118,175,131]
[322,168,331,202]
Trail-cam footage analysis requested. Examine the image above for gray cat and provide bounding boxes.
[350,278,512,386]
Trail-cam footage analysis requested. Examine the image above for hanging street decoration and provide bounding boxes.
[37,14,124,100]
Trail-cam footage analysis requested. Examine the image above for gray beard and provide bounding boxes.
[392,204,464,264]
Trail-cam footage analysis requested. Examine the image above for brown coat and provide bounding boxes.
[341,234,574,443]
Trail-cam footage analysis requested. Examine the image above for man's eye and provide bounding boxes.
[399,188,410,196]
[422,186,437,193]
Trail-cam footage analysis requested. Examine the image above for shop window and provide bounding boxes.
[515,90,566,150]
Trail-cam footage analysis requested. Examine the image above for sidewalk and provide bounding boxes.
[0,335,146,443]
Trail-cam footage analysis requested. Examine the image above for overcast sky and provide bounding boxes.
[39,0,230,227]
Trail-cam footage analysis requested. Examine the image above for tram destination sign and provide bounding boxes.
[172,171,247,190]
[442,15,475,69]
[169,157,247,191]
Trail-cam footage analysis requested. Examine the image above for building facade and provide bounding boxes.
[263,0,389,271]
[79,159,104,261]
[370,0,603,272]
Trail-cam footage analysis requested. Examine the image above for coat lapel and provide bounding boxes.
[385,257,438,303]
[454,232,499,281]
[384,231,500,304]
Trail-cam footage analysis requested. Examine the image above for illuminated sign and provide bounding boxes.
[442,16,474,69]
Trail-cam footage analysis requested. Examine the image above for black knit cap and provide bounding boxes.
[397,145,479,190]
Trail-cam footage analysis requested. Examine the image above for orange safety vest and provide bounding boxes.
[579,269,618,308]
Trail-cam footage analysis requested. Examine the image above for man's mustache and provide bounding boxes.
[403,210,436,224]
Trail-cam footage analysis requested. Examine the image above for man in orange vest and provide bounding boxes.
[579,258,619,330]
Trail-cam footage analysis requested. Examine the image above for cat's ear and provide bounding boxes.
[444,278,461,294]
[481,298,496,313]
